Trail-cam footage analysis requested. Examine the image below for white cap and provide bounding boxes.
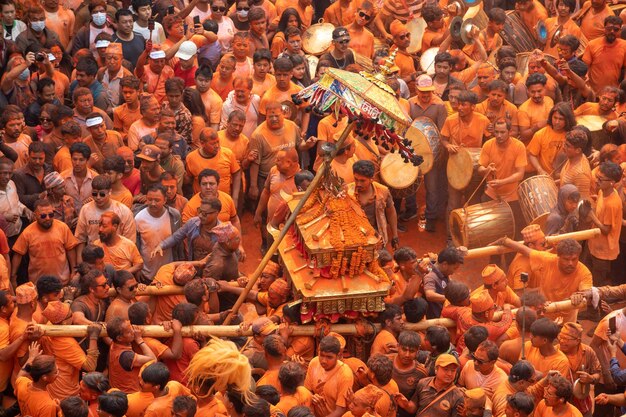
[175,41,198,61]
[85,116,104,127]
[95,40,110,48]
[149,50,166,59]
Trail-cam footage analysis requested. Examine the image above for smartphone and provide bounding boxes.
[610,316,617,334]
[183,22,188,33]
[193,15,200,25]
[168,5,174,14]
[520,272,529,283]
[148,18,155,31]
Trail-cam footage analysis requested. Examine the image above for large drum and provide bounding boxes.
[447,147,481,191]
[518,175,558,229]
[464,4,488,29]
[516,52,556,77]
[404,117,441,174]
[501,11,537,53]
[576,115,608,150]
[302,22,335,56]
[450,200,515,248]
[406,17,427,54]
[380,153,421,200]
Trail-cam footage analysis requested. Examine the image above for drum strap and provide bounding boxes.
[464,170,491,208]
[358,138,382,163]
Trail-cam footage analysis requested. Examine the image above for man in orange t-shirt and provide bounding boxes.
[389,20,418,94]
[587,161,623,286]
[476,79,520,138]
[580,0,614,41]
[185,127,241,204]
[441,90,491,241]
[527,103,573,175]
[518,73,554,143]
[582,16,626,93]
[574,86,619,120]
[420,3,447,52]
[371,304,404,357]
[323,0,360,27]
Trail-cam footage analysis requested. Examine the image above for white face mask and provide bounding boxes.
[30,20,45,32]
[237,10,248,18]
[92,12,107,26]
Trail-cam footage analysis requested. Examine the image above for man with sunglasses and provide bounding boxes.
[346,2,375,59]
[11,198,78,286]
[75,175,137,264]
[320,28,356,70]
[582,15,626,94]
[458,340,507,401]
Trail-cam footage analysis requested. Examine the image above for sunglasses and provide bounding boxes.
[337,39,350,44]
[471,353,489,365]
[40,117,52,122]
[92,191,108,198]
[398,33,410,40]
[358,11,372,20]
[39,213,54,219]
[236,6,250,10]
[212,6,226,11]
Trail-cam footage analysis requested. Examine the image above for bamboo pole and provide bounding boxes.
[464,228,601,259]
[222,121,356,325]
[38,297,584,337]
[107,286,185,297]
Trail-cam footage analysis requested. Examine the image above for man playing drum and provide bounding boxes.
[441,90,491,243]
[477,118,527,237]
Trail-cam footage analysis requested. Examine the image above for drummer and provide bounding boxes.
[421,3,448,51]
[477,118,527,237]
[409,75,447,231]
[441,90,491,241]
[515,0,548,39]
[464,8,506,60]
[475,80,520,138]
[574,86,620,120]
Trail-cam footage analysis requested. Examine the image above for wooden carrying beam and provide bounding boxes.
[39,298,584,337]
[464,228,601,259]
[107,286,184,297]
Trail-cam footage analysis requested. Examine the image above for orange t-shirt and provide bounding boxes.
[560,157,593,202]
[574,102,617,120]
[249,120,300,177]
[15,376,58,417]
[479,137,527,201]
[264,165,297,221]
[218,130,249,164]
[137,65,175,103]
[475,100,519,130]
[580,2,613,41]
[41,336,86,400]
[0,318,12,392]
[421,27,445,51]
[582,37,626,93]
[9,317,28,386]
[185,147,240,194]
[93,236,143,271]
[53,146,72,174]
[517,97,554,129]
[518,0,548,36]
[259,82,303,115]
[529,250,593,304]
[304,358,354,417]
[323,0,359,26]
[257,368,280,388]
[252,74,276,99]
[196,397,228,417]
[12,220,78,284]
[181,191,237,223]
[393,49,417,80]
[274,0,313,26]
[522,341,571,378]
[143,381,193,417]
[127,391,154,417]
[534,399,583,417]
[370,329,398,357]
[152,264,186,324]
[314,115,348,171]
[527,126,566,174]
[588,188,623,260]
[277,386,313,415]
[113,103,142,135]
[441,112,491,148]
[45,8,75,48]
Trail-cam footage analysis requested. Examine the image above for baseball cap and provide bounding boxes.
[416,74,435,92]
[435,353,459,368]
[137,145,161,162]
[251,317,278,336]
[332,27,350,41]
[175,41,198,61]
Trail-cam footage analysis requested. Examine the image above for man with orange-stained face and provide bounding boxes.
[220,76,259,138]
[160,171,187,214]
[471,64,496,102]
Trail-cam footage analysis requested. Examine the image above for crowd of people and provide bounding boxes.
[1,0,626,416]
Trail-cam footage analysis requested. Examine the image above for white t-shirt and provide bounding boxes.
[133,21,166,44]
[217,17,236,52]
[135,208,173,279]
